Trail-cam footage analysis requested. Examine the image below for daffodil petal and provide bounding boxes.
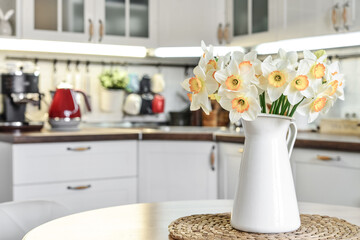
[232,51,244,63]
[193,66,206,80]
[219,96,232,111]
[229,110,242,123]
[206,72,219,95]
[244,51,257,61]
[228,59,239,76]
[214,69,228,83]
[287,51,298,65]
[308,111,319,123]
[303,50,316,61]
[267,85,284,102]
[261,62,276,77]
[181,78,191,91]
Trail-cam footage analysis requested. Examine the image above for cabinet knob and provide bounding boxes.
[67,185,91,190]
[99,19,104,42]
[88,19,94,42]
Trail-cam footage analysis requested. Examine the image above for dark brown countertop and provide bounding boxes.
[0,127,359,153]
[0,128,140,144]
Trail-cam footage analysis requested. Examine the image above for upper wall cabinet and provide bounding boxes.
[157,0,226,47]
[278,0,360,41]
[226,0,281,47]
[22,0,157,47]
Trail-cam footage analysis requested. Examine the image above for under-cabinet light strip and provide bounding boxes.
[0,38,147,58]
[153,46,247,58]
[254,31,360,55]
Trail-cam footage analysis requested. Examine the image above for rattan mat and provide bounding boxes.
[168,213,360,240]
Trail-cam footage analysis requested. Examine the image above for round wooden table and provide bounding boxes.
[23,200,360,240]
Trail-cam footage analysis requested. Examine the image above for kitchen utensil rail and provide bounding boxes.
[4,56,197,69]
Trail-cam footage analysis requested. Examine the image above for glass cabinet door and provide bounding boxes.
[62,0,85,33]
[34,0,86,33]
[252,0,268,34]
[34,0,58,31]
[129,0,149,38]
[105,0,126,36]
[233,0,248,37]
[232,0,268,36]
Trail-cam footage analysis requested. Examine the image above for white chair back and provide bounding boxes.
[0,200,69,240]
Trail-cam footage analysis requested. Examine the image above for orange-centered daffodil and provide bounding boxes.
[268,71,286,88]
[312,97,327,112]
[329,80,339,96]
[225,75,242,91]
[231,96,250,113]
[239,61,252,72]
[311,63,326,79]
[189,77,203,94]
[293,75,309,91]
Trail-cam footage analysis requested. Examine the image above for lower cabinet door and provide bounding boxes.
[13,178,137,213]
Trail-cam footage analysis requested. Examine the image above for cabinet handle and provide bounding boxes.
[317,155,341,161]
[332,4,340,32]
[210,146,215,171]
[238,148,243,153]
[99,19,104,42]
[67,185,91,190]
[217,23,223,44]
[343,2,350,31]
[66,147,91,152]
[224,23,231,44]
[88,19,94,42]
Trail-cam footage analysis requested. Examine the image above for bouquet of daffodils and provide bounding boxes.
[181,41,344,123]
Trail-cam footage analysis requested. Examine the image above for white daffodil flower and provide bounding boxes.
[232,51,262,76]
[219,85,261,122]
[283,60,313,105]
[297,83,334,123]
[214,59,258,98]
[273,48,298,70]
[261,58,296,102]
[322,61,345,101]
[181,66,217,115]
[303,50,327,81]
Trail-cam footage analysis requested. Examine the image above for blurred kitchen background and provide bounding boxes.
[0,0,360,131]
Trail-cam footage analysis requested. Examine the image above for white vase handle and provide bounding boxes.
[287,121,297,157]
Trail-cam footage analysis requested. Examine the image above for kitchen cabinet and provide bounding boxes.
[278,0,337,40]
[226,0,281,47]
[138,141,218,202]
[157,0,225,47]
[21,0,157,46]
[291,148,360,207]
[1,140,138,213]
[217,142,243,199]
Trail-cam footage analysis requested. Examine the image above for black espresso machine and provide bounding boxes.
[0,65,44,131]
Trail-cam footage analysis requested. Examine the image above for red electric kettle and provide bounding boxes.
[48,83,91,130]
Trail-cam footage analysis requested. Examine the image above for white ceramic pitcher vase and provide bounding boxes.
[231,114,300,233]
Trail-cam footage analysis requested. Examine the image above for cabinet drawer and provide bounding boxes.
[292,148,360,169]
[13,178,137,213]
[13,141,137,184]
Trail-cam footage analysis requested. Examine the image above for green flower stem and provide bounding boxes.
[280,99,290,115]
[260,92,266,113]
[274,95,284,115]
[289,97,305,117]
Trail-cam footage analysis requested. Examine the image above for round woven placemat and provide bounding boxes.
[168,213,360,240]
